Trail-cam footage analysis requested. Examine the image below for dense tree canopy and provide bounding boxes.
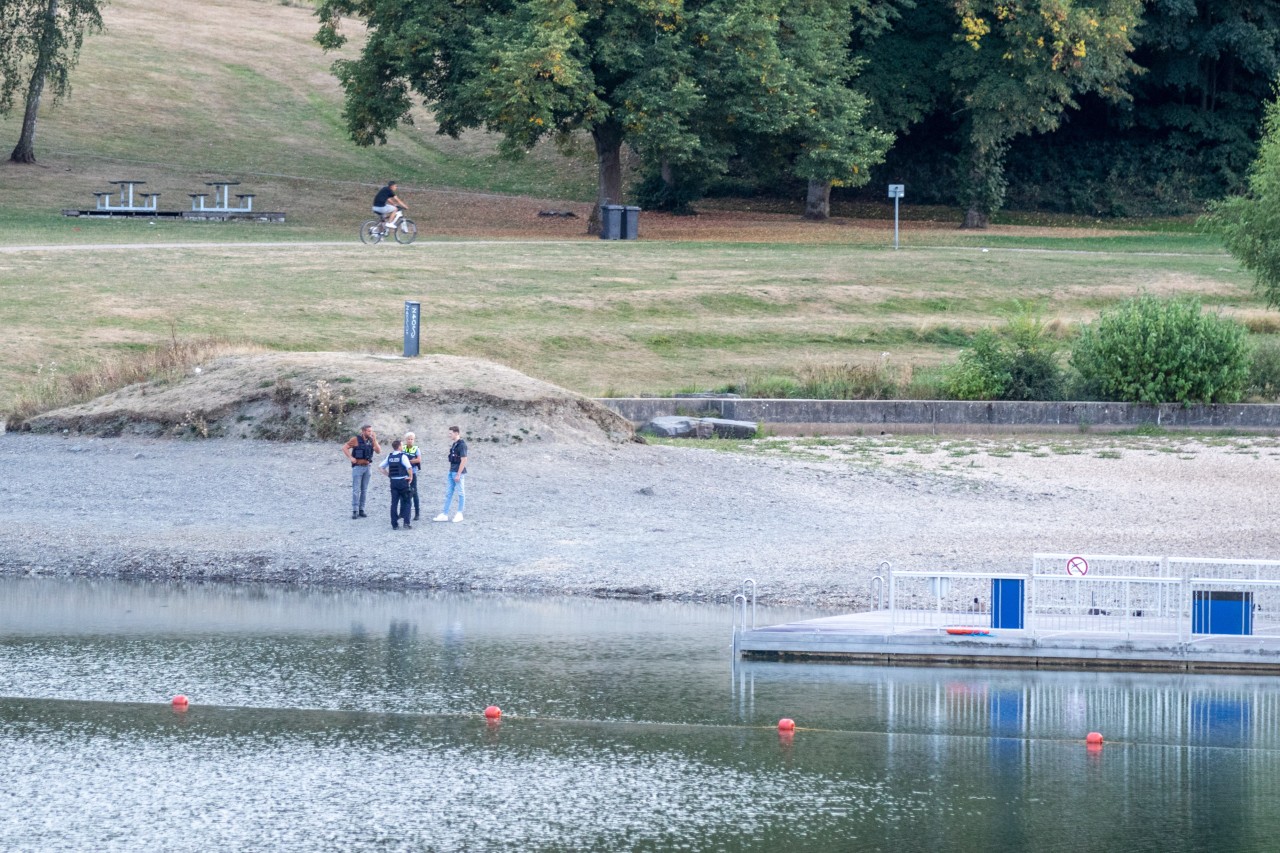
[313,0,1280,226]
[317,0,892,230]
[946,0,1142,227]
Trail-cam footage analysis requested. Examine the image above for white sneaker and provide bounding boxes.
[433,513,449,522]
[452,513,464,523]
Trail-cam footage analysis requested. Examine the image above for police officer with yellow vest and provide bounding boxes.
[403,431,422,521]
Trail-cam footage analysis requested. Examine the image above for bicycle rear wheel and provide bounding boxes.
[359,220,383,244]
[394,219,418,244]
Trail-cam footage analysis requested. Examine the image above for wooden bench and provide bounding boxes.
[93,191,111,209]
[234,193,255,211]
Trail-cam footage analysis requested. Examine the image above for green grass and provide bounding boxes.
[0,233,1268,418]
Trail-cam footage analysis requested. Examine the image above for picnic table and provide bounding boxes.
[99,180,155,211]
[206,180,240,210]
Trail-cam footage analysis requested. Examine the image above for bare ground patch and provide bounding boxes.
[21,352,635,446]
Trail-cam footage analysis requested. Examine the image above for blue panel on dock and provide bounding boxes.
[991,579,1024,630]
[1192,591,1253,635]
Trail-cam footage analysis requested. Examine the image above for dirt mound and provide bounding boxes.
[22,352,635,446]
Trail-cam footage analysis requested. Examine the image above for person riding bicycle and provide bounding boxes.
[372,181,407,233]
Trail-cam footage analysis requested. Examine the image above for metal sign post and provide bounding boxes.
[888,184,905,250]
[403,301,421,357]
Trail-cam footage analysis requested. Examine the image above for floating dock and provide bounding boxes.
[734,554,1280,674]
[736,610,1280,673]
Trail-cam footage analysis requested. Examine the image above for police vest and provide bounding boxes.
[387,451,409,478]
[352,435,374,462]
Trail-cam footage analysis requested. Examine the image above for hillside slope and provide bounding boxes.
[0,0,597,227]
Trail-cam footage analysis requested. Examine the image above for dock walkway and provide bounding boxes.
[737,610,1280,673]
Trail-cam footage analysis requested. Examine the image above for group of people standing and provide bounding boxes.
[343,425,468,530]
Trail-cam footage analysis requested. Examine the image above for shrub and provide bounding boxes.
[1070,295,1251,405]
[793,359,902,400]
[945,330,1010,400]
[729,358,908,400]
[304,380,347,440]
[945,312,1065,401]
[1247,338,1280,401]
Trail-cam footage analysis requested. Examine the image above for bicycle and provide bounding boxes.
[360,206,417,245]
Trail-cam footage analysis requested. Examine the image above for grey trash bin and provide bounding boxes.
[622,206,640,240]
[599,204,624,240]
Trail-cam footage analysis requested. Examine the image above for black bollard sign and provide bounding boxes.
[403,301,421,357]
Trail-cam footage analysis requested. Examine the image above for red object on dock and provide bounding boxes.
[777,718,795,731]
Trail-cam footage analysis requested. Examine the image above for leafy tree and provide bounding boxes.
[316,0,891,229]
[946,0,1142,227]
[1070,295,1250,405]
[1002,1,1280,217]
[1202,89,1280,307]
[1129,0,1280,191]
[785,0,893,219]
[0,0,103,163]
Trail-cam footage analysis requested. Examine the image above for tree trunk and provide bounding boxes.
[9,0,58,164]
[803,178,831,220]
[959,142,995,230]
[10,71,46,164]
[962,207,988,229]
[588,118,624,235]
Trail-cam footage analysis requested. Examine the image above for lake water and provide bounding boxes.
[2,577,1279,852]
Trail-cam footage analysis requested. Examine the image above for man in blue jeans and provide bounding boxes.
[433,426,468,523]
[342,424,380,519]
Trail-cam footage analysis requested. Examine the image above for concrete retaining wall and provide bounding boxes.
[596,398,1280,433]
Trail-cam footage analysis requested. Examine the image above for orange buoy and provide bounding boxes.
[1086,731,1104,745]
[484,705,502,720]
[171,695,189,709]
[777,718,796,732]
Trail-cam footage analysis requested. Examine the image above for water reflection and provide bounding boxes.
[3,577,1280,851]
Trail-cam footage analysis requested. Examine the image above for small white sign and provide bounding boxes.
[888,184,905,199]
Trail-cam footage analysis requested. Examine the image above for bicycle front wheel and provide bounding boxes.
[359,220,383,244]
[395,219,418,244]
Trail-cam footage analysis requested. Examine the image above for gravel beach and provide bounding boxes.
[3,431,1279,607]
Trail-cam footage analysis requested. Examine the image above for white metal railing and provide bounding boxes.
[733,556,1280,646]
[881,555,1280,640]
[1033,552,1166,578]
[888,571,1027,631]
[731,578,757,654]
[1029,575,1184,640]
[1175,558,1280,582]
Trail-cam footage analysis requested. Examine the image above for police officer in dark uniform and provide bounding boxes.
[379,439,415,530]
